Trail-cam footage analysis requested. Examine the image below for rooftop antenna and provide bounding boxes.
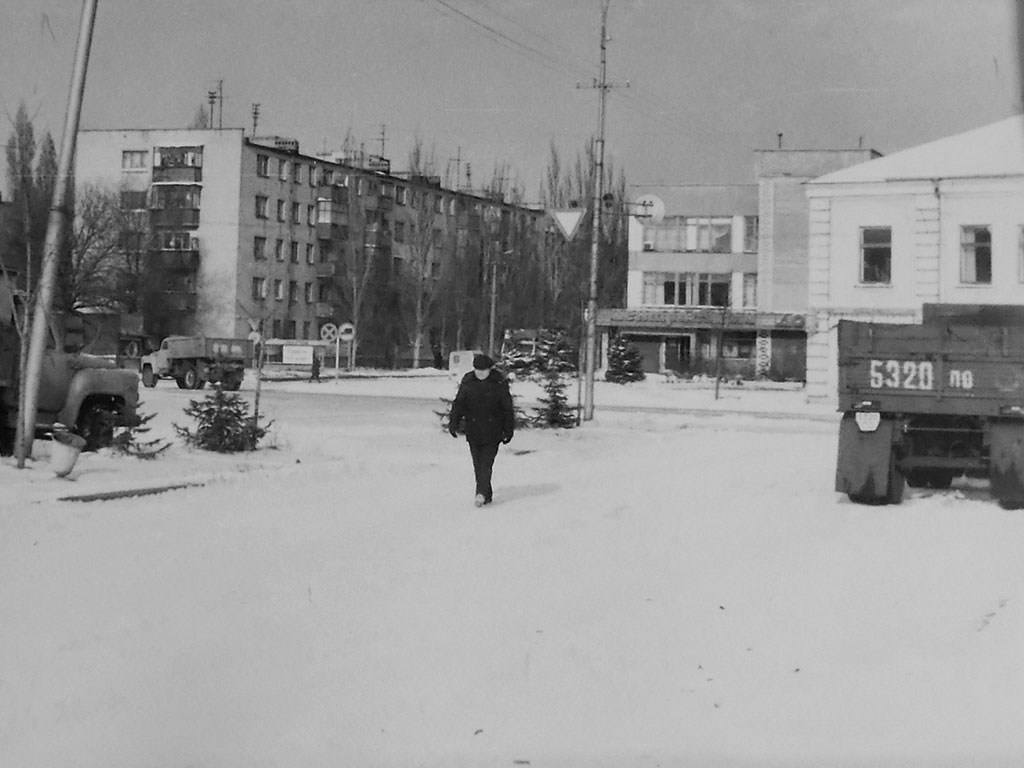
[251,103,260,135]
[378,123,386,157]
[777,132,783,149]
[217,79,224,129]
[207,89,217,129]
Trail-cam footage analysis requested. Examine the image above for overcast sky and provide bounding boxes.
[1,0,1021,201]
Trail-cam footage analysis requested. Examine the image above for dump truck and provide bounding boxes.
[140,335,249,390]
[0,279,140,454]
[836,304,1024,508]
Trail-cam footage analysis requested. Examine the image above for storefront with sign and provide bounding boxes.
[597,307,807,381]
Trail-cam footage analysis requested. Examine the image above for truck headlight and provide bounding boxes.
[854,411,881,433]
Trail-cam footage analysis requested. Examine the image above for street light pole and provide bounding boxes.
[583,0,610,422]
[19,0,98,464]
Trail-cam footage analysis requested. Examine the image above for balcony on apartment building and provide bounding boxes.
[149,182,202,229]
[152,249,200,272]
[153,165,202,183]
[160,291,197,313]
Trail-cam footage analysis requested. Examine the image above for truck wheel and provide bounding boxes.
[142,365,156,388]
[182,367,200,390]
[223,374,242,391]
[175,376,189,389]
[76,403,118,452]
[884,451,905,504]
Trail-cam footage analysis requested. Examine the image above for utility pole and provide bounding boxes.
[19,0,98,464]
[582,0,612,422]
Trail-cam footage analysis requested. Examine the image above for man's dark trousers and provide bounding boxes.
[469,440,500,502]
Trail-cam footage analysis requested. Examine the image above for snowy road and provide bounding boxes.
[3,383,1024,767]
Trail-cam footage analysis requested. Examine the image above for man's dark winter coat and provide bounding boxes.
[449,369,515,444]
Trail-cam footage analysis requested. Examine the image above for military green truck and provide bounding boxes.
[0,279,140,455]
[836,304,1024,508]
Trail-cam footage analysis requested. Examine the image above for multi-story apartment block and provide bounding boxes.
[75,128,542,363]
[805,115,1024,402]
[597,148,876,380]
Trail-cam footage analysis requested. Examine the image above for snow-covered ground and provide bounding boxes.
[2,372,1023,767]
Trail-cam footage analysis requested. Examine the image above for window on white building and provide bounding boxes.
[860,227,891,284]
[121,150,147,170]
[255,195,269,219]
[960,225,992,284]
[743,216,758,253]
[742,273,757,307]
[278,159,288,181]
[256,155,269,177]
[274,279,284,301]
[1018,226,1024,283]
[690,218,732,253]
[253,236,266,260]
[642,272,730,307]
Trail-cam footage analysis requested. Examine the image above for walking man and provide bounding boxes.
[449,354,515,506]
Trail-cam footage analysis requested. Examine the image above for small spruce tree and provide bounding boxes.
[533,369,577,428]
[112,402,170,459]
[174,385,271,452]
[604,335,646,384]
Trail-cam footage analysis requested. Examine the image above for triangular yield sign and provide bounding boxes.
[551,210,584,240]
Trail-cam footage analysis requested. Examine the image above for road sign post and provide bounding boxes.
[320,323,339,378]
[338,323,355,371]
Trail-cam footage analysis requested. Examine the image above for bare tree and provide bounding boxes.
[188,103,211,130]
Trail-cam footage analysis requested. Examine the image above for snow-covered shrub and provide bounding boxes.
[604,335,646,384]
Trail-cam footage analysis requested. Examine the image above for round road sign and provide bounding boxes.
[338,322,355,342]
[320,323,339,342]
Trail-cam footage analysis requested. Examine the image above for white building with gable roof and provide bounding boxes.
[805,115,1024,402]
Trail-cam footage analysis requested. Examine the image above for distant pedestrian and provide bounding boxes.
[310,351,321,382]
[449,353,514,507]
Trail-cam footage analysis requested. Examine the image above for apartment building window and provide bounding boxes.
[277,199,286,222]
[307,205,315,226]
[255,195,269,219]
[278,159,288,181]
[302,321,310,339]
[306,243,314,264]
[642,272,730,307]
[253,236,267,260]
[743,216,759,253]
[251,277,267,300]
[860,227,892,283]
[256,154,269,177]
[317,281,330,302]
[742,273,757,308]
[324,169,334,185]
[121,150,147,169]
[285,320,296,339]
[292,202,301,223]
[434,195,444,214]
[309,167,317,187]
[272,319,281,338]
[290,241,299,263]
[395,221,405,243]
[293,162,302,184]
[1018,226,1024,282]
[961,225,992,284]
[274,279,284,301]
[275,239,284,261]
[396,186,407,205]
[289,281,298,304]
[160,231,192,250]
[690,217,732,253]
[304,282,313,303]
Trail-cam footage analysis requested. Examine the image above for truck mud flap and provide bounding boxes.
[988,420,1024,505]
[836,414,897,502]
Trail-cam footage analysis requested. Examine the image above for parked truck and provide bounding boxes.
[0,279,139,454]
[836,304,1024,508]
[140,335,249,391]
